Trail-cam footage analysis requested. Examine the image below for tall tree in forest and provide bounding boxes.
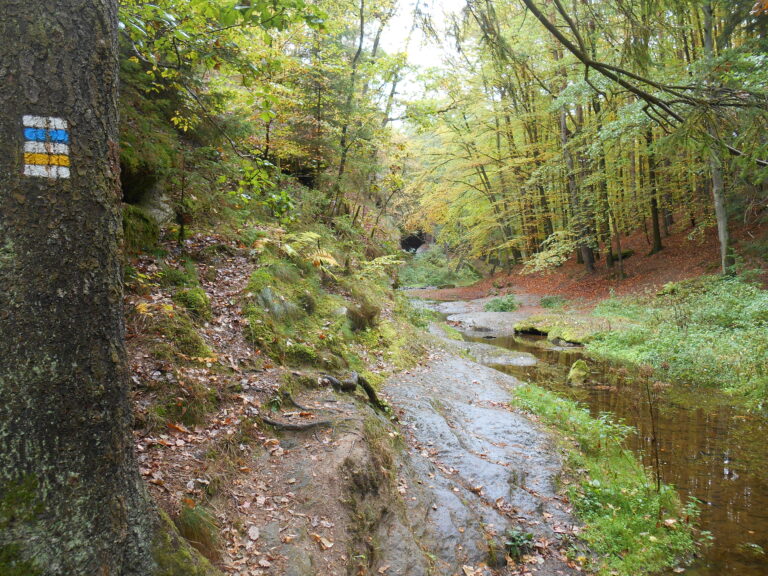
[0,2,210,574]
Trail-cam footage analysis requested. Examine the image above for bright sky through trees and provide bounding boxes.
[382,0,465,85]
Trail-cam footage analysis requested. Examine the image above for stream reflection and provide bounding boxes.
[465,333,768,576]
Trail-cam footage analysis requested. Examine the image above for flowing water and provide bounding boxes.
[460,331,768,576]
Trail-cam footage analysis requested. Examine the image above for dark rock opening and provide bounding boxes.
[401,231,427,252]
[121,160,160,205]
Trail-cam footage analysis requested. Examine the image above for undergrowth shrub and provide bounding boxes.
[484,294,519,312]
[399,247,480,288]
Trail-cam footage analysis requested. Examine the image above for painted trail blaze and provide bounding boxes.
[22,115,70,179]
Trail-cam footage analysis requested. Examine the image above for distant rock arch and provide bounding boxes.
[400,231,432,252]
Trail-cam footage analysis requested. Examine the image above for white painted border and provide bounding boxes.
[22,115,68,130]
[24,164,70,179]
[24,142,70,155]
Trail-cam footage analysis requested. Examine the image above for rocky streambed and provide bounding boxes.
[420,295,768,576]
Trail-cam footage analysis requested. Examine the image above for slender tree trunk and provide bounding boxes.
[0,1,163,574]
[704,2,734,274]
[647,130,664,254]
[610,209,626,279]
[561,112,595,272]
[332,0,366,215]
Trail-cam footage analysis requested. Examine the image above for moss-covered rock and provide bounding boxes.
[567,359,590,386]
[173,288,212,321]
[154,311,211,358]
[153,511,220,576]
[514,314,603,344]
[285,342,319,365]
[123,203,160,254]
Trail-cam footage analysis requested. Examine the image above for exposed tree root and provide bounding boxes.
[321,372,394,417]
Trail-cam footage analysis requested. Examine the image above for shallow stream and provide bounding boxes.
[458,330,768,576]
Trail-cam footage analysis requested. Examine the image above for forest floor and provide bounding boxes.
[415,217,767,305]
[125,234,585,576]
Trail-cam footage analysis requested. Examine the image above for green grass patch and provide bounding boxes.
[484,294,519,312]
[540,295,567,309]
[512,384,698,575]
[589,275,768,409]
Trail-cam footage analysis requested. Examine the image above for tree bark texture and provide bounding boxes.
[0,2,155,574]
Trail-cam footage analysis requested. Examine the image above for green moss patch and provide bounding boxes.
[153,311,211,358]
[514,313,608,344]
[0,544,41,576]
[123,204,160,254]
[0,477,43,576]
[173,288,212,321]
[153,511,220,576]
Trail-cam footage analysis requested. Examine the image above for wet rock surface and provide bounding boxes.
[379,349,580,575]
[419,295,543,338]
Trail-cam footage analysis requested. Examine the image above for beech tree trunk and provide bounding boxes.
[0,2,156,574]
[703,2,734,274]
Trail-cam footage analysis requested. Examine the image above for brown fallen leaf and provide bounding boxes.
[310,532,334,550]
[167,422,191,434]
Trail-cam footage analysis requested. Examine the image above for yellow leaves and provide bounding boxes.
[309,250,339,268]
[135,301,152,316]
[135,301,174,316]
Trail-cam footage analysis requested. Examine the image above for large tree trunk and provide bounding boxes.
[0,2,157,574]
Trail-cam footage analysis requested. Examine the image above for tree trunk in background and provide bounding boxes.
[0,2,156,573]
[646,129,664,254]
[703,2,734,274]
[560,112,595,273]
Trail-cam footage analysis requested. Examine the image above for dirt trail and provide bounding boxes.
[129,242,581,576]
